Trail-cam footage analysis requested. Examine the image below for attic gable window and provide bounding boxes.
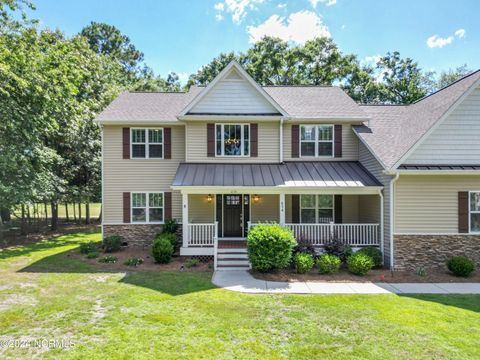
[131,128,163,159]
[300,125,333,157]
[216,124,250,156]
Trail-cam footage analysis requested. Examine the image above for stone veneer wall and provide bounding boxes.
[394,235,480,270]
[103,225,183,248]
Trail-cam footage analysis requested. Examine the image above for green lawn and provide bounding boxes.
[12,203,101,220]
[0,231,479,359]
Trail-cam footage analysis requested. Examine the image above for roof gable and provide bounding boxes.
[179,61,287,116]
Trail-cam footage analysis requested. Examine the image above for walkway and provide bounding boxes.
[212,270,480,294]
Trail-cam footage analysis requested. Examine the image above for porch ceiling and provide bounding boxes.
[172,162,382,191]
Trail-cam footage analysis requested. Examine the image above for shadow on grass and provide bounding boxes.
[18,246,216,296]
[398,294,480,313]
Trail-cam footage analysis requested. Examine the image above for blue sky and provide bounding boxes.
[29,0,479,82]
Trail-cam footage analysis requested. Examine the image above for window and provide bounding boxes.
[216,124,250,156]
[470,191,480,233]
[300,195,334,223]
[131,192,164,223]
[300,125,333,157]
[131,128,163,158]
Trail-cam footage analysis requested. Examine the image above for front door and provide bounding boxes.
[223,195,242,237]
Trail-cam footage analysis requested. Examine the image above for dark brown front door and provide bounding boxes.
[223,195,242,237]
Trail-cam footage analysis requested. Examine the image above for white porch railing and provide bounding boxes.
[248,222,379,246]
[187,223,217,247]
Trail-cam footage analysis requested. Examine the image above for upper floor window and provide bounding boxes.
[131,128,163,159]
[131,192,164,223]
[300,195,334,223]
[300,125,333,157]
[470,191,480,233]
[216,124,249,156]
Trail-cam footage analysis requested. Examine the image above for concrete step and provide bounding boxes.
[217,253,249,259]
[217,259,250,266]
[217,248,247,254]
[216,264,250,270]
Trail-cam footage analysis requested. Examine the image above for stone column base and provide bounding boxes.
[394,234,480,270]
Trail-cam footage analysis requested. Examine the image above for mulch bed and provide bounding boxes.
[251,267,480,283]
[71,245,213,272]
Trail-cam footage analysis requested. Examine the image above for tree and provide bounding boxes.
[187,52,239,87]
[436,64,472,90]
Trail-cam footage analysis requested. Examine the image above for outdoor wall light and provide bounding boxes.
[206,194,213,203]
[253,194,260,203]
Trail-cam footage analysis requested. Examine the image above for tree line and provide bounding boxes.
[0,0,472,234]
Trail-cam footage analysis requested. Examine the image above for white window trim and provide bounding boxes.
[299,124,334,158]
[215,123,250,157]
[300,194,335,223]
[130,128,164,159]
[131,191,164,224]
[469,190,480,234]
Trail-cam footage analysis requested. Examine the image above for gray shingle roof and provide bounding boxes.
[96,85,368,123]
[355,70,480,169]
[172,162,382,188]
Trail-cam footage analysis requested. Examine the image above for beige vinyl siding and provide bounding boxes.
[185,121,280,163]
[395,175,480,233]
[283,123,359,161]
[358,141,391,264]
[188,194,214,223]
[103,125,184,223]
[251,195,279,222]
[358,195,380,223]
[405,86,480,165]
[190,70,278,114]
[342,195,359,223]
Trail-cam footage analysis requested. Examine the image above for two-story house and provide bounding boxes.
[96,61,480,271]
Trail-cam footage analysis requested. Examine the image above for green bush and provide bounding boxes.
[357,247,383,268]
[185,258,200,268]
[163,219,179,234]
[86,251,100,259]
[124,258,144,266]
[152,237,174,264]
[155,232,177,248]
[346,252,374,276]
[447,256,475,277]
[294,253,314,274]
[103,235,123,252]
[316,254,341,274]
[247,224,297,272]
[98,255,118,263]
[324,240,352,262]
[79,242,98,254]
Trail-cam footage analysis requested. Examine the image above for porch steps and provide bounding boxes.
[216,247,250,270]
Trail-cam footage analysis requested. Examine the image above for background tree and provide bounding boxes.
[436,64,472,90]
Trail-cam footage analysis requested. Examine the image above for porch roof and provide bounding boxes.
[172,161,382,190]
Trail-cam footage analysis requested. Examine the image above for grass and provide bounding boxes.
[0,231,479,359]
[12,203,101,220]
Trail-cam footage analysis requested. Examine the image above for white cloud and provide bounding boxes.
[247,10,330,44]
[455,28,466,38]
[277,3,287,9]
[309,0,337,8]
[214,0,264,24]
[177,72,189,84]
[426,28,466,48]
[363,55,381,65]
[341,24,346,30]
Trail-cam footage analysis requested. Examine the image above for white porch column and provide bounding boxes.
[378,190,384,263]
[182,193,189,248]
[279,193,285,225]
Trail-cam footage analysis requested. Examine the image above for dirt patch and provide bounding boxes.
[0,294,37,310]
[69,246,213,273]
[251,267,480,283]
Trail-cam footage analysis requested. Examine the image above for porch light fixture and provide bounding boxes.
[253,194,260,203]
[206,194,213,203]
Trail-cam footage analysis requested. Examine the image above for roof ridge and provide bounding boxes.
[128,91,188,94]
[263,85,334,88]
[413,68,480,104]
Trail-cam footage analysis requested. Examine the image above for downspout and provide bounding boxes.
[100,125,104,242]
[389,172,400,270]
[378,189,384,264]
[279,118,284,163]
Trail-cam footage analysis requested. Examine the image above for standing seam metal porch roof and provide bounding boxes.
[172,162,382,188]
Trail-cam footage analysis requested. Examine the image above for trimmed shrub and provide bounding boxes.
[185,258,200,268]
[155,233,177,248]
[247,224,297,272]
[103,235,122,252]
[294,253,314,274]
[316,254,341,274]
[79,242,98,254]
[152,237,174,264]
[98,255,118,263]
[86,251,100,259]
[447,256,475,277]
[163,219,179,234]
[347,252,374,276]
[293,235,316,258]
[324,239,352,262]
[357,247,383,268]
[124,258,144,267]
